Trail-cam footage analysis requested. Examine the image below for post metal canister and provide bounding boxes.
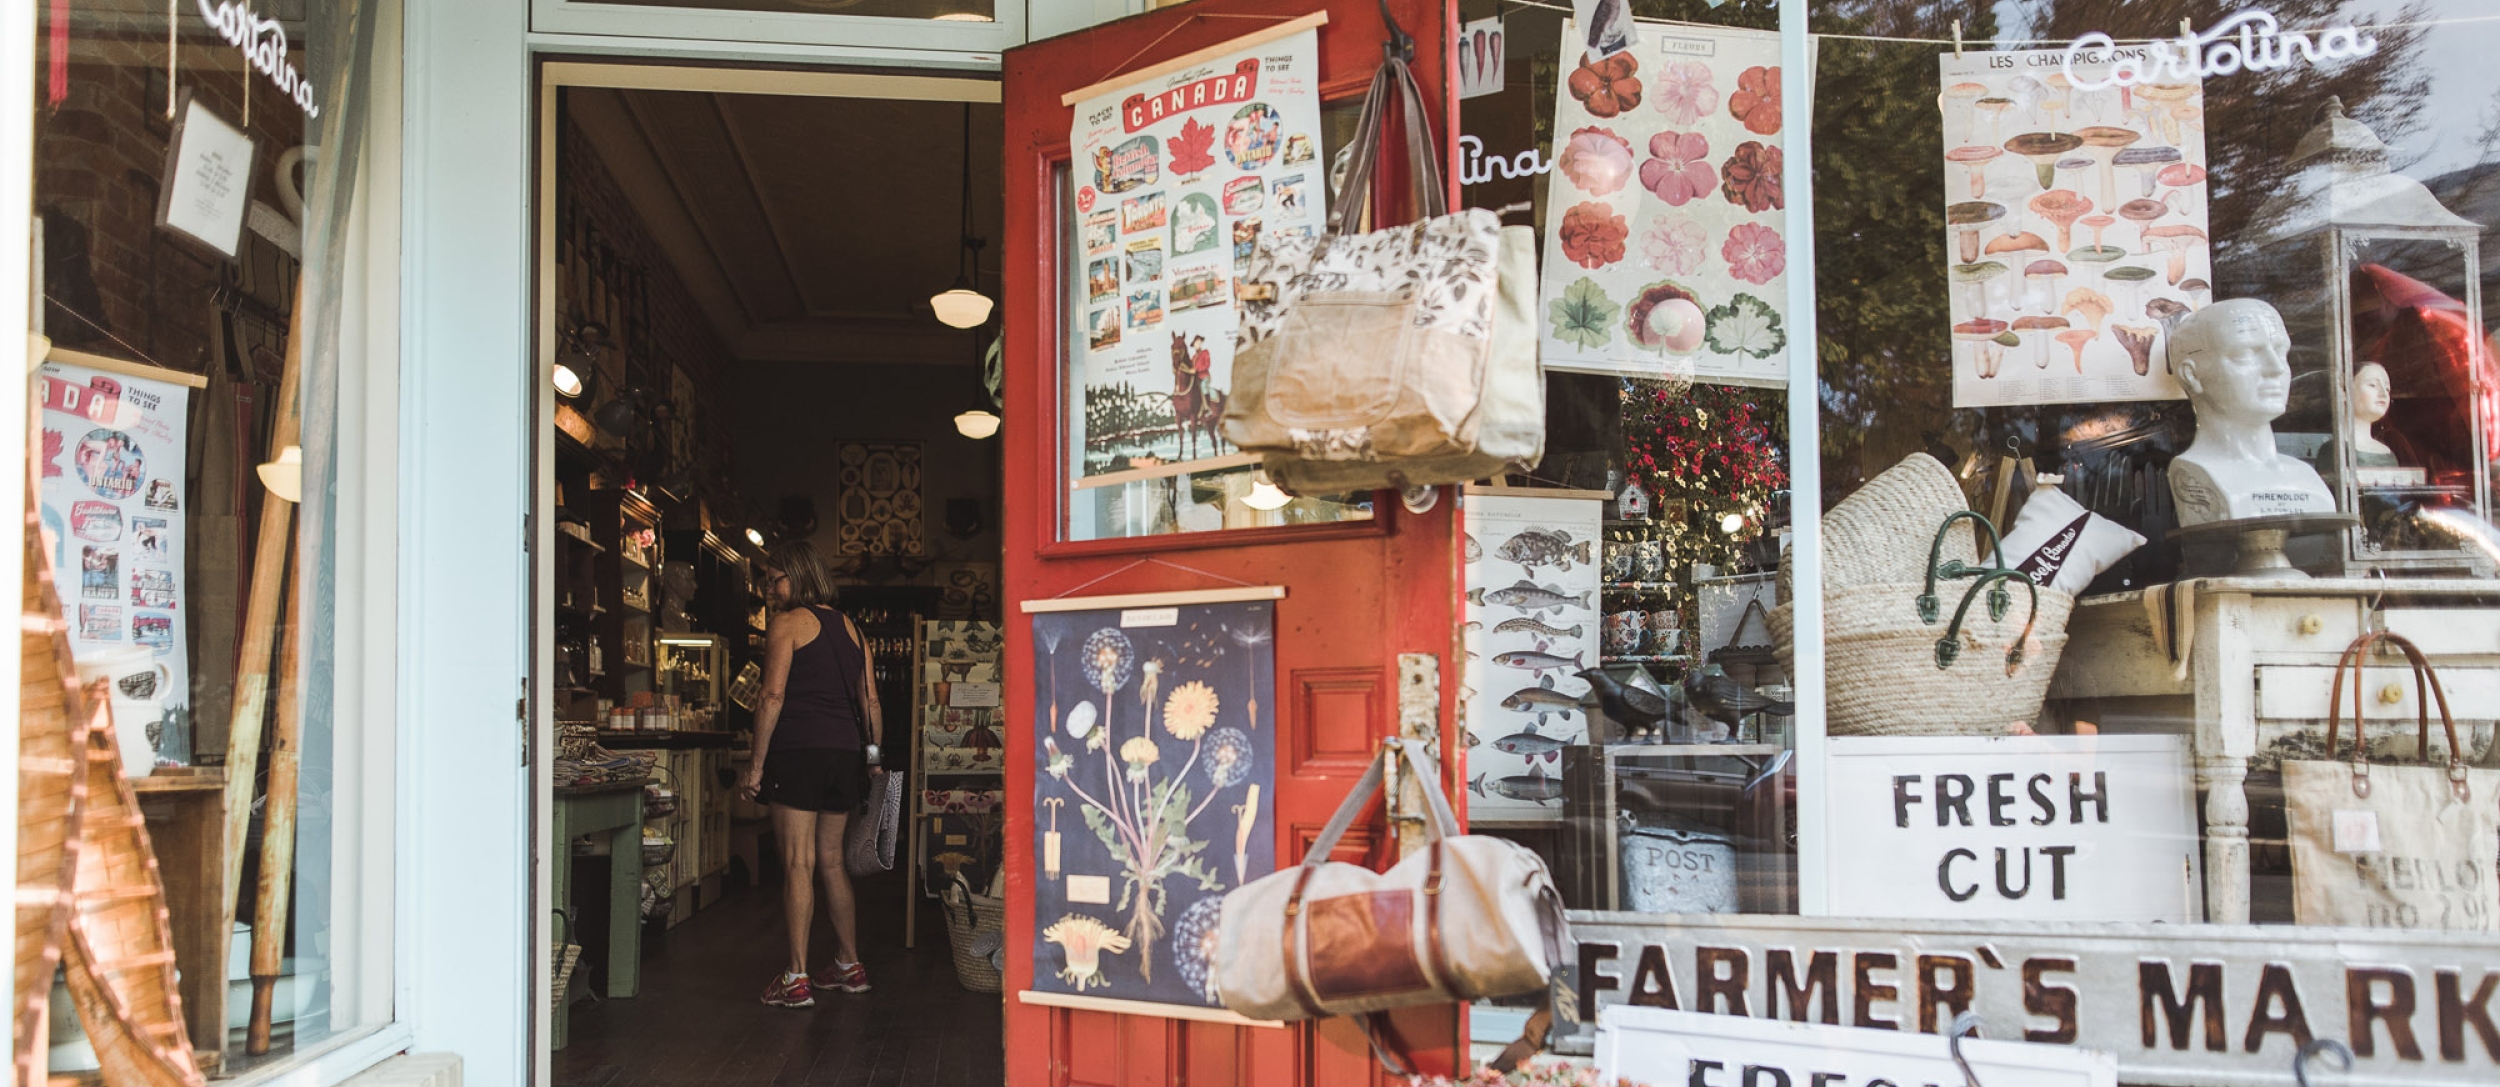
[1620,820,1737,914]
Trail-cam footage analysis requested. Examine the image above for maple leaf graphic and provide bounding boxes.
[41,429,63,477]
[1169,118,1216,177]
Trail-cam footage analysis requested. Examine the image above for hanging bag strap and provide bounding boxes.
[1327,56,1447,240]
[1281,738,1461,1022]
[2326,631,2466,801]
[823,607,877,756]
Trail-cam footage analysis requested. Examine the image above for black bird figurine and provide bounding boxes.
[1576,666,1675,741]
[1684,662,1794,731]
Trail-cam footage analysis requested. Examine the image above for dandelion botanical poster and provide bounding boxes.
[1029,599,1275,1008]
[1538,21,1788,387]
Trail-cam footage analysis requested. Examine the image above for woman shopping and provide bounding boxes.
[737,540,882,1008]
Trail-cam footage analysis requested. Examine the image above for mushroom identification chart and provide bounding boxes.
[1067,28,1326,481]
[1939,47,2206,408]
[1537,21,1789,388]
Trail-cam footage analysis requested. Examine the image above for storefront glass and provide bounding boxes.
[31,0,392,1077]
[1456,0,2500,1080]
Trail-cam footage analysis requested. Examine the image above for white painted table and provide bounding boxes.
[2047,576,2500,923]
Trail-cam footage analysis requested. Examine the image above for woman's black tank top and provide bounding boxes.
[771,605,864,752]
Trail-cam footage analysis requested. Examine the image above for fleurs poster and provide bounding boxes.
[1938,48,2205,408]
[1462,493,1601,822]
[37,360,193,770]
[1069,29,1326,481]
[1030,599,1275,1007]
[1539,21,1789,388]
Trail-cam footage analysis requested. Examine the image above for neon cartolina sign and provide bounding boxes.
[2062,8,2378,91]
[196,0,320,118]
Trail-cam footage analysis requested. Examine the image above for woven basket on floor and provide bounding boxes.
[942,877,1004,993]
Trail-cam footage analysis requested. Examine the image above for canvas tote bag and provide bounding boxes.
[1215,738,1566,1068]
[830,609,904,877]
[1224,54,1543,493]
[2285,631,2498,931]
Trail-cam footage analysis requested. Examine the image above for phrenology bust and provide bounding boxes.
[2166,298,2334,527]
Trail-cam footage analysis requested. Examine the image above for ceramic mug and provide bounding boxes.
[1601,540,1633,582]
[1647,627,1684,658]
[1632,540,1666,581]
[1603,610,1648,656]
[73,646,166,778]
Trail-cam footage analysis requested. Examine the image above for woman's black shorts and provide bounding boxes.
[756,747,869,813]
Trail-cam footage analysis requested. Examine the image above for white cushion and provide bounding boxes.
[1993,486,2145,595]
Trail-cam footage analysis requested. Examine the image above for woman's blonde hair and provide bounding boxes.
[765,539,839,610]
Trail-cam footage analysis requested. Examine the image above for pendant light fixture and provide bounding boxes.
[931,103,995,329]
[953,326,1002,439]
[1242,469,1292,511]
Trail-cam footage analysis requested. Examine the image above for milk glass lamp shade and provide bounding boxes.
[552,360,587,398]
[1243,470,1293,511]
[954,408,1002,439]
[258,445,304,502]
[932,283,995,328]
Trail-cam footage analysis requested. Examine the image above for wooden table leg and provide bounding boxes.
[608,824,641,999]
[2199,754,2250,924]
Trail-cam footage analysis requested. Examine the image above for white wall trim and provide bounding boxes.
[2,0,37,1079]
[401,0,534,1082]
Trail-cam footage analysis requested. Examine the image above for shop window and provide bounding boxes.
[1443,0,2500,1078]
[575,0,998,21]
[30,0,395,1079]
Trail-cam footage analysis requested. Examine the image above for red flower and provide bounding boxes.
[1729,65,1782,135]
[1720,141,1783,213]
[1567,53,1642,119]
[1559,202,1629,269]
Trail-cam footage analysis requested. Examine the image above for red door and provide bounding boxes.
[1001,1,1463,1084]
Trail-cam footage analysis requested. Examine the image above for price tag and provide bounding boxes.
[948,682,1002,708]
[2333,808,2384,854]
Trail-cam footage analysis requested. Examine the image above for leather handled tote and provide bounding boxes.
[1215,738,1567,1066]
[1222,54,1543,494]
[2284,631,2498,931]
[832,610,904,877]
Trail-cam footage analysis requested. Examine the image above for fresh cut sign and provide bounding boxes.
[1827,735,2200,923]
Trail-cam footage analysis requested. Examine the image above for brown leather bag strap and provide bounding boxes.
[1489,991,1555,1073]
[1280,866,1325,1019]
[2326,631,2468,799]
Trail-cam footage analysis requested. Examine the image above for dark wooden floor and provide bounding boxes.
[555,869,1004,1087]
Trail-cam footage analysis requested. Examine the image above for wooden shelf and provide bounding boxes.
[560,529,607,552]
[1602,654,1689,664]
[1602,581,1676,592]
[128,767,227,793]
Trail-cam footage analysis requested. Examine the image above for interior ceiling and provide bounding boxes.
[571,88,1003,365]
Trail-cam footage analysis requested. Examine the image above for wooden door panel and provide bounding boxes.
[1004,1,1461,1085]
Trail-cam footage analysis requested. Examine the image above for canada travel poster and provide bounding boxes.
[36,360,192,764]
[1069,29,1326,481]
[1029,600,1276,1009]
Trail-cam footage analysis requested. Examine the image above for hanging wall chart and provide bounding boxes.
[1024,591,1278,1011]
[1538,20,1789,388]
[1067,21,1328,484]
[1938,47,2205,408]
[1462,490,1602,823]
[36,354,200,773]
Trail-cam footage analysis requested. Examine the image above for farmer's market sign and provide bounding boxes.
[196,0,320,118]
[1558,912,2500,1085]
[2062,8,2377,92]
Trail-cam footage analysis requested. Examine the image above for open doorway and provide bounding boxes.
[535,67,1008,1086]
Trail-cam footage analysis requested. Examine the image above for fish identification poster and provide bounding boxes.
[1028,599,1276,1008]
[1463,491,1601,823]
[1069,28,1327,482]
[36,360,192,766]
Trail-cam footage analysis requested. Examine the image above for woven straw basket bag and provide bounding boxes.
[1771,456,2074,737]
